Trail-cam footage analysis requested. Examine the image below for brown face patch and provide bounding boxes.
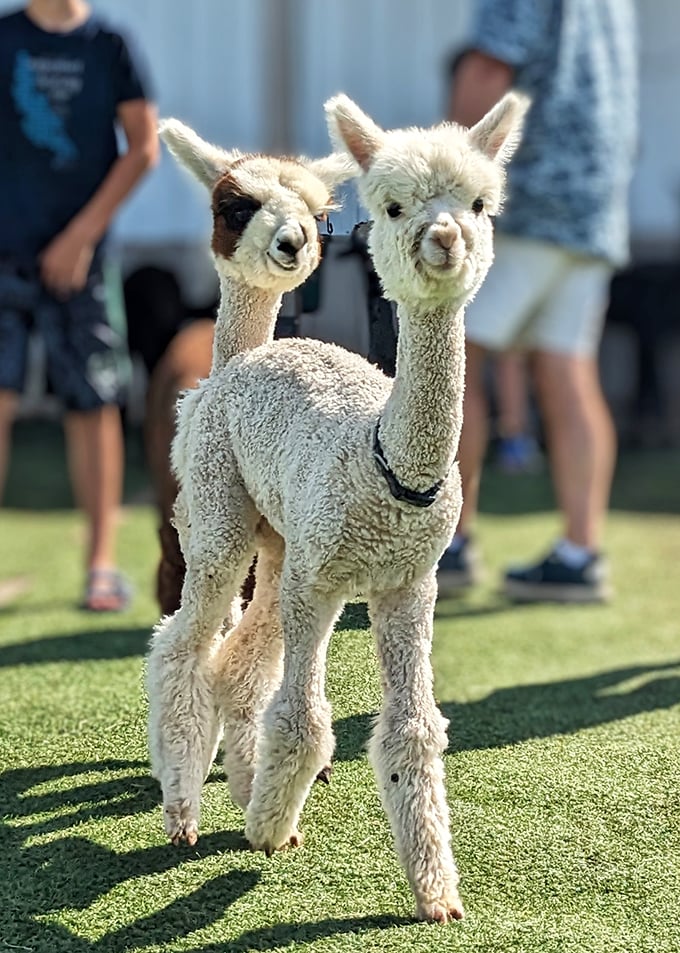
[211,171,262,260]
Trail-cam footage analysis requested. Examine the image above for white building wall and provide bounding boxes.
[629,0,680,254]
[292,0,471,151]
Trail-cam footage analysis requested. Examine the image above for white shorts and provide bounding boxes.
[465,234,614,357]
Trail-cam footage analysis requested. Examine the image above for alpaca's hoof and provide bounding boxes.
[172,828,198,847]
[416,893,465,924]
[315,764,332,785]
[164,799,199,846]
[288,829,304,848]
[250,828,304,856]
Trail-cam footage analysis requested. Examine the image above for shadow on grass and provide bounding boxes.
[8,658,677,951]
[333,659,680,761]
[339,597,583,627]
[0,601,512,669]
[0,626,151,666]
[336,601,371,631]
[3,858,260,953]
[1,757,410,953]
[179,914,412,953]
[1,758,261,952]
[338,599,517,628]
[4,759,160,832]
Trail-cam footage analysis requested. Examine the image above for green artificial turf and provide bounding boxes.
[1,422,679,952]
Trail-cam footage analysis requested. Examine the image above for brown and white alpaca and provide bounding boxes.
[146,119,356,831]
[147,93,527,923]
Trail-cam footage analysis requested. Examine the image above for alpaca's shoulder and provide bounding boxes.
[232,337,391,398]
[246,337,382,374]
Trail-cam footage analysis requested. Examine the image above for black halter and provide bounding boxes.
[372,419,443,508]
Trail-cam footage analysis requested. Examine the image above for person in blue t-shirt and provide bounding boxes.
[0,0,158,610]
[437,0,638,603]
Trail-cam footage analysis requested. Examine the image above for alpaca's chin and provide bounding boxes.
[266,252,299,273]
[416,256,477,297]
[420,250,469,275]
[221,258,314,294]
[265,253,315,287]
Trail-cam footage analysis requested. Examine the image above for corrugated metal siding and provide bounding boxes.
[292,0,471,157]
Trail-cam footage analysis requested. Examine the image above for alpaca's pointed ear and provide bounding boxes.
[159,119,242,189]
[467,92,530,165]
[324,94,386,172]
[303,152,359,190]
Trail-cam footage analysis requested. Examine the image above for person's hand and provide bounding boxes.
[39,227,95,298]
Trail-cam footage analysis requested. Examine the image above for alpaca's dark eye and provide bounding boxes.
[472,197,484,214]
[386,202,402,219]
[218,197,262,232]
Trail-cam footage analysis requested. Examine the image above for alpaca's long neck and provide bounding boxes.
[378,301,466,491]
[211,275,283,373]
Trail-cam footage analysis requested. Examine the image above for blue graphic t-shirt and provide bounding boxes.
[468,0,638,265]
[0,9,153,257]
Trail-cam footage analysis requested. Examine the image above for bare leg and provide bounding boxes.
[0,390,18,502]
[147,473,258,846]
[494,351,529,438]
[532,351,616,549]
[456,341,489,536]
[64,405,124,576]
[368,573,464,923]
[245,569,343,853]
[213,523,285,810]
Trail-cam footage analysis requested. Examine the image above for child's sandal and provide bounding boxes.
[82,569,132,612]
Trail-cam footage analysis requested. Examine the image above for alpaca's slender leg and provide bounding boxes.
[367,572,464,924]
[147,486,257,846]
[213,522,286,811]
[245,571,343,853]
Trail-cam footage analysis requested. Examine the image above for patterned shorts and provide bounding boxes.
[0,256,129,411]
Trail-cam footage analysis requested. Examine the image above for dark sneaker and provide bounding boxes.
[437,537,482,596]
[503,548,611,604]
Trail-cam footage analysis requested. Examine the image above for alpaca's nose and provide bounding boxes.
[276,223,307,260]
[430,214,460,251]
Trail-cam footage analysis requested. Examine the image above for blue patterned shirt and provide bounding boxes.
[468,0,638,264]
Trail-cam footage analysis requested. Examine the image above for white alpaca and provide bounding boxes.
[148,93,527,924]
